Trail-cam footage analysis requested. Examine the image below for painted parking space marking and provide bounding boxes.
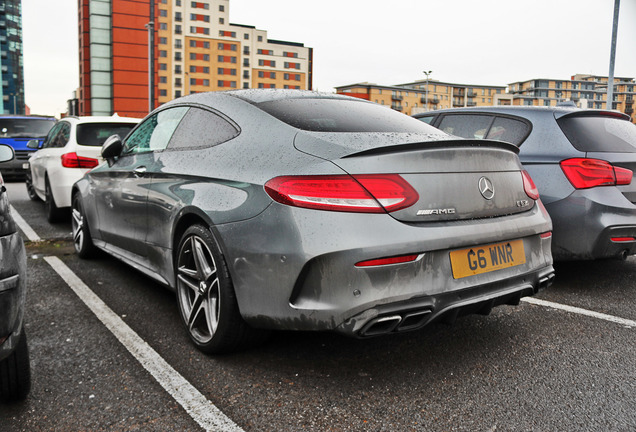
[44,255,244,432]
[522,297,636,328]
[11,204,41,241]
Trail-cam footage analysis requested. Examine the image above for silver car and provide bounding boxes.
[414,106,636,261]
[72,90,554,353]
[0,144,31,402]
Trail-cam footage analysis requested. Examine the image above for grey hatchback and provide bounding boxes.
[0,144,30,402]
[414,106,636,261]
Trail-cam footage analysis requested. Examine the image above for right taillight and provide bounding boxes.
[61,152,99,169]
[560,158,633,189]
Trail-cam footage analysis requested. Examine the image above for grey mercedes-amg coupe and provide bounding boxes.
[72,90,554,353]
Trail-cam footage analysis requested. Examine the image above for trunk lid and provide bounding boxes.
[295,132,533,223]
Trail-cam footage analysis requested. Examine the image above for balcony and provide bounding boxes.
[391,95,403,101]
[391,104,403,111]
[453,89,465,97]
[420,97,439,104]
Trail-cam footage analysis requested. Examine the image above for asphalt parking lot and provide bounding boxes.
[1,180,635,431]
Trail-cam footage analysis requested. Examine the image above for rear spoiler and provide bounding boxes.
[341,138,520,159]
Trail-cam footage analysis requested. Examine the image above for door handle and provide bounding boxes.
[133,166,147,177]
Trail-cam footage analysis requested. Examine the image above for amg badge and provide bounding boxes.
[417,208,456,216]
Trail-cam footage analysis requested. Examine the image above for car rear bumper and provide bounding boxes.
[218,201,554,334]
[548,187,636,260]
[0,233,27,361]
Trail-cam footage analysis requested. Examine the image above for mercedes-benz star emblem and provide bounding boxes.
[478,176,495,200]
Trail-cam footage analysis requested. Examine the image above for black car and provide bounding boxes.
[414,106,636,260]
[0,144,31,402]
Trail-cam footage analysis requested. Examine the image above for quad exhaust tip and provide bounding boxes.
[359,309,432,337]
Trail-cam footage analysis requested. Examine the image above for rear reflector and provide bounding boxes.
[540,232,552,239]
[611,237,635,243]
[560,158,633,189]
[61,152,99,169]
[264,174,419,213]
[355,254,420,267]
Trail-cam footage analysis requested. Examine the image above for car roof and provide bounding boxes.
[60,115,141,124]
[0,114,56,120]
[414,105,631,121]
[167,89,364,107]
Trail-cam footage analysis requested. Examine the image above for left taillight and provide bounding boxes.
[61,152,99,169]
[264,174,419,213]
[560,158,633,189]
[521,170,539,200]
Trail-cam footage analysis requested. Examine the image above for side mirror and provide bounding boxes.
[0,144,14,163]
[26,139,41,149]
[101,134,123,165]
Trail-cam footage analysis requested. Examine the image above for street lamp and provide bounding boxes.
[423,70,432,111]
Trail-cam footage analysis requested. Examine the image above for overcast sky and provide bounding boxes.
[22,0,636,117]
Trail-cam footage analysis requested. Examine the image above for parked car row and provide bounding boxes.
[4,90,636,368]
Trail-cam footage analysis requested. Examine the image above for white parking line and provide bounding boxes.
[522,297,636,328]
[10,204,41,241]
[44,256,244,432]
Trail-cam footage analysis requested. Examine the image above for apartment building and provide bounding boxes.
[0,0,24,114]
[78,0,313,117]
[336,80,506,117]
[509,74,635,121]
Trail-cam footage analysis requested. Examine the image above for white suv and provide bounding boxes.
[26,115,139,222]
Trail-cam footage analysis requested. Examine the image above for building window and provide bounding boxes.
[175,90,182,97]
[175,25,182,34]
[159,76,167,83]
[160,89,167,97]
[159,50,167,57]
[160,23,168,30]
[219,18,224,24]
[159,37,167,45]
[244,33,249,40]
[159,63,167,71]
[258,36,263,42]
[175,39,182,49]
[159,9,167,17]
[175,11,182,21]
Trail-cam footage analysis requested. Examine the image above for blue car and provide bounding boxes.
[0,115,56,179]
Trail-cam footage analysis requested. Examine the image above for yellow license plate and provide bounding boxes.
[450,239,526,279]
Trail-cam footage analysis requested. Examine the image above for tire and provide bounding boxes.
[45,178,64,223]
[25,170,39,201]
[0,330,31,403]
[72,193,96,258]
[175,225,267,354]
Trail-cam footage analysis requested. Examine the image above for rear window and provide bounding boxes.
[76,123,137,146]
[256,98,438,133]
[557,115,636,153]
[435,114,530,145]
[0,118,55,138]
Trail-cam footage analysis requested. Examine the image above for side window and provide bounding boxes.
[485,117,531,145]
[437,114,494,139]
[416,115,435,125]
[56,122,71,148]
[167,108,239,150]
[41,123,62,149]
[122,107,189,154]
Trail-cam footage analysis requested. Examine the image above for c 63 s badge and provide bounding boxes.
[417,208,456,216]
